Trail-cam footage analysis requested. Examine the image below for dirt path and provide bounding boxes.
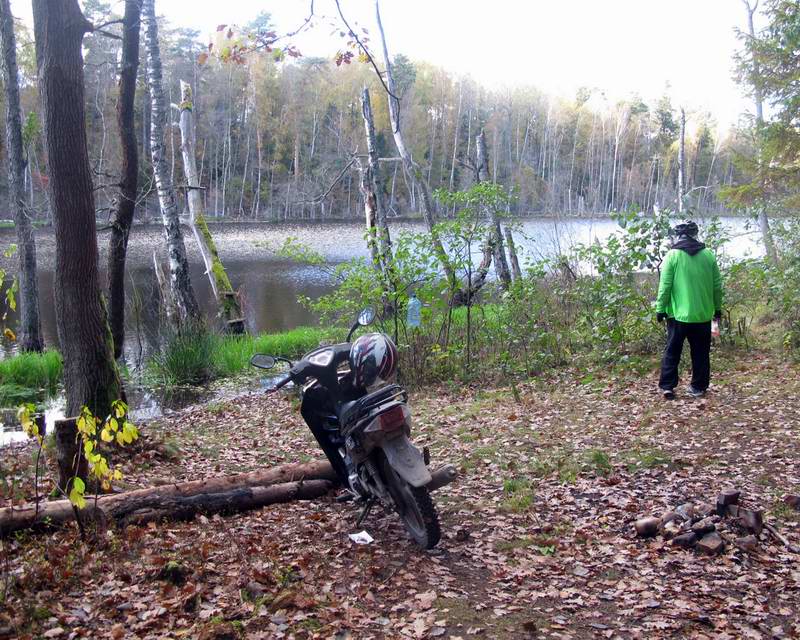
[2,349,798,639]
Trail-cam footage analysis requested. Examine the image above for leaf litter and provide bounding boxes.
[1,351,798,638]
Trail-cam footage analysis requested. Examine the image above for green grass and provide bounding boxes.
[148,325,331,387]
[0,349,62,406]
[212,326,329,377]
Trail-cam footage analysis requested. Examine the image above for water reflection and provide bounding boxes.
[0,217,764,441]
[0,217,764,363]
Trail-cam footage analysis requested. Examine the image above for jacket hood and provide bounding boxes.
[672,235,705,256]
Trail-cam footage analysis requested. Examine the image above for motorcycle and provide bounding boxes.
[250,308,448,549]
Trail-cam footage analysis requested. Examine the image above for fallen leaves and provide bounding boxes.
[1,352,799,638]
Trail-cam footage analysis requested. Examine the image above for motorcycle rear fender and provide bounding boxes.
[381,434,432,488]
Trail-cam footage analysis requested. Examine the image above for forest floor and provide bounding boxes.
[1,347,799,639]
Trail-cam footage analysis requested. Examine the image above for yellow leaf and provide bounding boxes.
[113,402,125,419]
[109,417,119,432]
[101,429,113,443]
[84,440,94,455]
[116,431,125,446]
[69,478,86,509]
[112,469,123,481]
[3,328,16,341]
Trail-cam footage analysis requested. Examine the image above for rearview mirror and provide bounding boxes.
[250,354,276,370]
[358,307,376,326]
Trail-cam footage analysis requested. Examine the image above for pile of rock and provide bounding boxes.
[634,489,766,556]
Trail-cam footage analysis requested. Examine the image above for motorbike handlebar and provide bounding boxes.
[269,372,293,392]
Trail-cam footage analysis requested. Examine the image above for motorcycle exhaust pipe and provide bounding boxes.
[427,464,458,492]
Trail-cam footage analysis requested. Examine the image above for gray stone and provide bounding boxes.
[697,532,725,556]
[691,517,716,535]
[675,502,695,521]
[672,532,698,549]
[659,510,679,526]
[694,501,715,519]
[635,517,660,538]
[736,534,759,552]
[738,508,764,535]
[662,520,682,540]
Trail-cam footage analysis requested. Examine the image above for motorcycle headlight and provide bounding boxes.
[308,349,334,367]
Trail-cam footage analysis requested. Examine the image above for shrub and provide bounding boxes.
[148,325,217,386]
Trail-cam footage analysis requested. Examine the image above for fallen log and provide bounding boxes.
[0,460,337,536]
[0,460,458,535]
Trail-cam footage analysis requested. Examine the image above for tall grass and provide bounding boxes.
[148,326,218,386]
[0,349,62,406]
[212,326,330,377]
[149,325,331,385]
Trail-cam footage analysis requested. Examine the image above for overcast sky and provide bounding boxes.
[12,0,756,130]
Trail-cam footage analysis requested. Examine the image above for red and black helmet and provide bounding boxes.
[349,333,399,388]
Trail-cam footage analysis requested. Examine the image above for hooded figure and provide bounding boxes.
[655,220,723,399]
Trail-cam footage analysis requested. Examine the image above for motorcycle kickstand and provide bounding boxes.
[355,497,376,528]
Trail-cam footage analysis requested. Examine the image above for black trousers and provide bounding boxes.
[658,319,711,391]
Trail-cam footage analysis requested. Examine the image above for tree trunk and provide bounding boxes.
[360,86,392,272]
[357,158,381,269]
[107,0,141,360]
[32,0,121,419]
[143,0,200,325]
[54,417,88,494]
[477,129,512,290]
[178,80,244,333]
[374,0,455,286]
[504,226,522,281]
[743,0,778,264]
[0,0,43,352]
[0,460,457,534]
[677,107,685,214]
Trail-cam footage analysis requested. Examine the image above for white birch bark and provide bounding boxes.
[143,0,199,324]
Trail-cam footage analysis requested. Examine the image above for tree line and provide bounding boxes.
[4,2,752,227]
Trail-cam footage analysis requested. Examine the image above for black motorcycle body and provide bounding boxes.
[252,321,441,549]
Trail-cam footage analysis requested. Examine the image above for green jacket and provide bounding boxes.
[656,247,722,323]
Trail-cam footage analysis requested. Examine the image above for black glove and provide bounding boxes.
[656,312,667,323]
[714,310,722,320]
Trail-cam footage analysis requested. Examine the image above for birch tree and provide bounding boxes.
[741,0,778,264]
[0,0,43,352]
[143,0,200,324]
[178,80,243,331]
[372,0,455,285]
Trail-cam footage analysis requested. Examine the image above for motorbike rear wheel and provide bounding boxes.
[380,454,441,549]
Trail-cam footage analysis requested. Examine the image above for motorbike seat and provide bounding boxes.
[338,384,407,429]
[339,399,362,428]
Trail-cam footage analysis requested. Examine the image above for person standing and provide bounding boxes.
[656,221,723,399]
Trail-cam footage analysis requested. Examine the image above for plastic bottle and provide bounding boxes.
[407,294,422,328]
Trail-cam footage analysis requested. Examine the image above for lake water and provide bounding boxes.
[0,216,764,444]
[0,216,764,364]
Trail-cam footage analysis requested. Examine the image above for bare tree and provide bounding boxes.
[108,0,141,359]
[360,86,392,272]
[143,0,200,324]
[677,107,685,214]
[742,0,778,264]
[373,0,454,285]
[178,80,243,332]
[0,0,43,352]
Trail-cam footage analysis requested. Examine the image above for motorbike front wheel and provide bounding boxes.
[380,454,441,549]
